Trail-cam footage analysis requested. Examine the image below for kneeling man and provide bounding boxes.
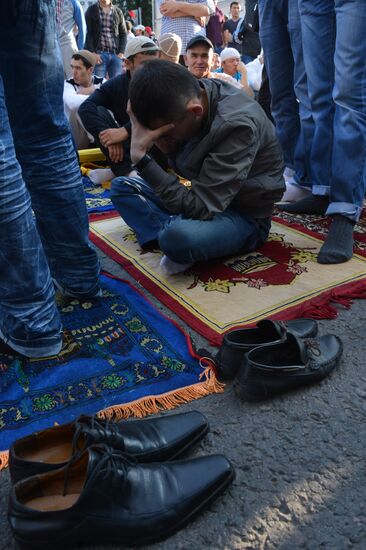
[111,61,284,275]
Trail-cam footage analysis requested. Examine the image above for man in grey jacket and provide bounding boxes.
[111,60,284,275]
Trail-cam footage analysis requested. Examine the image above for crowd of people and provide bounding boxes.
[0,1,365,546]
[1,0,365,359]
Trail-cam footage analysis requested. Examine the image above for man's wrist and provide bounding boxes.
[131,153,153,172]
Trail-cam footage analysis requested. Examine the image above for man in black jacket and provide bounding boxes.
[78,36,160,175]
[85,0,127,78]
[111,61,284,275]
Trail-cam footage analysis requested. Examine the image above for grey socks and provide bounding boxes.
[278,195,329,215]
[318,215,355,264]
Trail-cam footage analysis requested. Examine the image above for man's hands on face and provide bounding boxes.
[160,0,179,17]
[237,61,247,74]
[99,127,128,148]
[127,100,174,164]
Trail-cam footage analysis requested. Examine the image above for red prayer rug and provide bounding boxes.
[90,209,366,346]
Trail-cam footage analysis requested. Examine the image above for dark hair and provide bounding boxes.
[230,1,240,8]
[129,60,201,128]
[72,53,92,69]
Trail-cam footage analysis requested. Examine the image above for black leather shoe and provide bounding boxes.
[216,319,318,380]
[234,332,343,401]
[8,445,234,548]
[9,411,209,484]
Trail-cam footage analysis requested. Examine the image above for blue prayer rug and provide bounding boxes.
[83,175,115,217]
[0,274,222,468]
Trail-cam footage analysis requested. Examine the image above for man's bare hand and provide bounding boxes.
[107,143,124,163]
[99,127,128,147]
[237,61,248,75]
[160,0,179,17]
[195,16,206,26]
[94,53,102,65]
[127,100,174,163]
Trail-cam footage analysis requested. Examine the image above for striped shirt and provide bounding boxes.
[159,0,215,52]
[98,4,116,53]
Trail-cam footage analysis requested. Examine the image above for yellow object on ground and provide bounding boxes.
[78,148,106,163]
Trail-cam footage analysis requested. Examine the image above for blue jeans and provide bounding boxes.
[258,0,314,188]
[111,177,271,264]
[299,0,366,221]
[0,0,100,356]
[94,51,123,79]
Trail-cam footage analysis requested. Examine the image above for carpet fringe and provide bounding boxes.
[97,365,225,421]
[0,366,224,472]
[0,451,9,471]
[299,280,366,320]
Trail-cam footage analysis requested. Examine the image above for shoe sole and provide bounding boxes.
[13,464,235,549]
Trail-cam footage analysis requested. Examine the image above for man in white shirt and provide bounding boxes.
[159,0,215,55]
[63,49,104,149]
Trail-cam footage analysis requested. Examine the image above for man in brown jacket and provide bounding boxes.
[110,61,284,275]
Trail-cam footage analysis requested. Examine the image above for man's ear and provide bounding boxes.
[125,58,133,72]
[183,54,188,67]
[187,103,204,119]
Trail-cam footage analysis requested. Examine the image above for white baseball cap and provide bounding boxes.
[124,36,160,59]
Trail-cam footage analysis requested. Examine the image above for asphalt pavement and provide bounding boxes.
[1,247,366,550]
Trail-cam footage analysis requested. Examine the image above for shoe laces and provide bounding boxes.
[72,416,123,457]
[62,444,137,497]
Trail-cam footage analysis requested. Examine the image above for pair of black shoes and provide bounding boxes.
[8,412,234,548]
[214,319,343,401]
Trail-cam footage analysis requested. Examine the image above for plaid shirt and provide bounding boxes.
[159,0,214,52]
[98,4,116,53]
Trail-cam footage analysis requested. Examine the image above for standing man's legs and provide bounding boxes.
[0,0,100,297]
[318,0,366,262]
[107,53,123,78]
[93,52,108,78]
[258,0,313,199]
[0,76,62,357]
[298,0,365,263]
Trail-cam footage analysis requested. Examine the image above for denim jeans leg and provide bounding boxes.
[94,52,108,78]
[0,1,101,299]
[158,211,270,264]
[0,76,62,357]
[299,0,336,197]
[287,0,313,188]
[326,0,366,221]
[110,176,172,246]
[258,0,312,187]
[107,53,123,78]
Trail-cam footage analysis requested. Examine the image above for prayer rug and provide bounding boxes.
[0,274,222,470]
[89,215,366,346]
[83,175,116,220]
[273,206,366,259]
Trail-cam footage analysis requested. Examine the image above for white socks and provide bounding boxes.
[88,168,115,185]
[281,181,312,203]
[160,255,193,276]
